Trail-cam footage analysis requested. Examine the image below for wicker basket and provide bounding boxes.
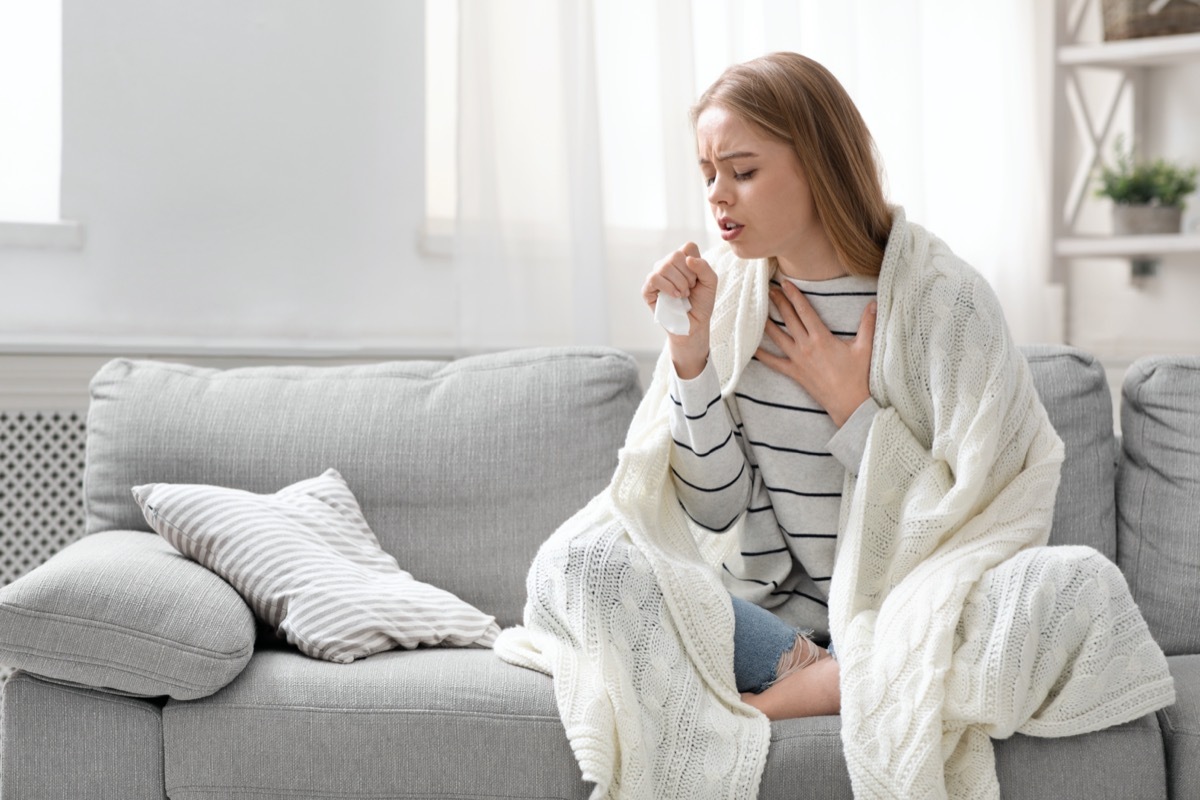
[1102,0,1200,40]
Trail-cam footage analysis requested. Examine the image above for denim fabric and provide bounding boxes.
[731,595,804,694]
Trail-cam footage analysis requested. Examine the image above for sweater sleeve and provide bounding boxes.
[827,397,880,474]
[667,358,751,532]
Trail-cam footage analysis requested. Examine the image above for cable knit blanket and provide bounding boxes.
[493,208,1175,799]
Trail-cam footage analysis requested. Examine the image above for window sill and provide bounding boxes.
[0,335,461,359]
[0,220,85,250]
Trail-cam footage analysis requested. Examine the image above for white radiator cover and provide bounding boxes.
[0,410,88,680]
[0,409,89,581]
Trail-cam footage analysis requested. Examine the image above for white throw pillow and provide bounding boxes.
[131,468,500,663]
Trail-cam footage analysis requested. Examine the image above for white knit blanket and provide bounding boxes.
[494,209,1176,799]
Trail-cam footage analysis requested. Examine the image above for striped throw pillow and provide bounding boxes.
[131,468,500,663]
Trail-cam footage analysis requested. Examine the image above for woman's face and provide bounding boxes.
[696,105,832,277]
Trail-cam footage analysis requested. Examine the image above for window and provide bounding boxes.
[0,0,62,223]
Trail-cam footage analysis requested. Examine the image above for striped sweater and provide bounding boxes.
[669,272,879,640]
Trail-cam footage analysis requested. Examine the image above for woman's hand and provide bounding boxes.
[642,243,718,379]
[756,281,876,427]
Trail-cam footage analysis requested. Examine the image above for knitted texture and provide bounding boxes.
[494,208,1176,799]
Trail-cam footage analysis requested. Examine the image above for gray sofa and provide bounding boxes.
[0,344,1197,799]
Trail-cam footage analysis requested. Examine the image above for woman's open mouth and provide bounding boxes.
[719,218,744,241]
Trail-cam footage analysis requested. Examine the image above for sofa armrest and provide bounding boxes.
[0,530,255,700]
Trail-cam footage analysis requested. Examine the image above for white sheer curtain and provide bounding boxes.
[449,0,1058,350]
[453,0,607,348]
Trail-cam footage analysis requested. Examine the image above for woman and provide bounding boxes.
[643,51,890,720]
[496,51,1173,800]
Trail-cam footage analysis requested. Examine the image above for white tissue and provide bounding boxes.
[654,294,692,336]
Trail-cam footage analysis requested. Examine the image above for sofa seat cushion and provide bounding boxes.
[0,530,255,699]
[760,712,1167,799]
[161,648,592,800]
[1160,655,1200,800]
[162,647,1169,800]
[994,714,1166,798]
[760,716,851,797]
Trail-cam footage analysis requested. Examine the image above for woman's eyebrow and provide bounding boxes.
[698,150,759,165]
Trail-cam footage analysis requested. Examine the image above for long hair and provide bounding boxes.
[691,52,892,277]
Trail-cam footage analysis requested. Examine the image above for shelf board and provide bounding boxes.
[1056,233,1200,257]
[1059,31,1200,67]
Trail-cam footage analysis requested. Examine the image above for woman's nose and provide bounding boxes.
[707,175,730,206]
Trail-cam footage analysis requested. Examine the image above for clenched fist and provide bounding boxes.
[642,243,718,379]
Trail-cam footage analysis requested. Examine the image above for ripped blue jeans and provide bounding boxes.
[731,594,834,694]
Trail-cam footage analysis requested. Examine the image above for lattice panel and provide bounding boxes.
[0,410,88,680]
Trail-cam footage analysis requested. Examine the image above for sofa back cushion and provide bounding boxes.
[1021,345,1119,559]
[1116,355,1200,655]
[84,347,642,629]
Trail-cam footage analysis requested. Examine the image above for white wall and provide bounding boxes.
[0,0,457,353]
[1,2,1198,373]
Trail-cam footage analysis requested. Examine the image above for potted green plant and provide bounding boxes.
[1096,135,1198,235]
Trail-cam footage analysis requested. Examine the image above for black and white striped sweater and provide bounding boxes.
[669,272,879,640]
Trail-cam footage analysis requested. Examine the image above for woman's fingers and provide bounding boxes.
[769,287,807,339]
[681,252,718,325]
[759,293,876,428]
[855,301,878,350]
[762,314,788,346]
[778,281,827,339]
[658,261,695,298]
[754,346,789,376]
[642,253,697,306]
[685,254,716,287]
[643,243,714,312]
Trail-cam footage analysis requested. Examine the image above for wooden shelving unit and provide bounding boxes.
[1051,0,1200,332]
[1058,30,1200,67]
[1055,233,1200,258]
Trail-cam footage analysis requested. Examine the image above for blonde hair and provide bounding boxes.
[691,52,892,277]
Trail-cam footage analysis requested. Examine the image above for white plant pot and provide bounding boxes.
[1112,204,1183,235]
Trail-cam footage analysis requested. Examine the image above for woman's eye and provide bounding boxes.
[734,169,756,181]
[704,176,715,187]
